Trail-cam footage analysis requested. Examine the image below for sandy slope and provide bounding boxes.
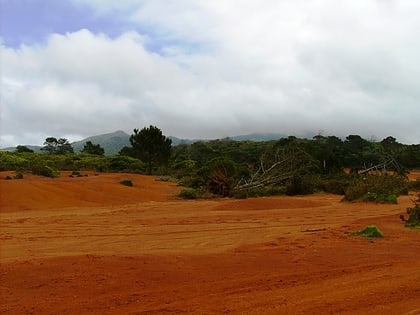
[1,171,420,314]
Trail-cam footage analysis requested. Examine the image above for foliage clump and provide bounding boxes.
[344,174,407,203]
[351,225,384,239]
[400,194,420,228]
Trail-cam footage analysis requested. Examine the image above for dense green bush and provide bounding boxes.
[107,156,145,172]
[32,164,60,178]
[0,152,28,171]
[344,174,408,203]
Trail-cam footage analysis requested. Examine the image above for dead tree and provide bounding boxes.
[233,146,314,193]
[359,153,405,176]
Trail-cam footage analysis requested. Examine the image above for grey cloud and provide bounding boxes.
[1,1,420,147]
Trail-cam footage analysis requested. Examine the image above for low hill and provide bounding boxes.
[72,130,130,155]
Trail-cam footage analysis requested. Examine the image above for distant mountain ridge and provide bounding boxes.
[2,131,307,155]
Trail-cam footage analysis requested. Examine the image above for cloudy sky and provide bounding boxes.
[1,0,419,147]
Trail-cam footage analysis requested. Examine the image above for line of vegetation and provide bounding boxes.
[1,126,419,202]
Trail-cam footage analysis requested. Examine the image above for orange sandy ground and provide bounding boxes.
[1,171,420,314]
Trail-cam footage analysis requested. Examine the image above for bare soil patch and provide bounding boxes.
[1,172,420,314]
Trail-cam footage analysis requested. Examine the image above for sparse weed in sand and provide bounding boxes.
[120,179,133,187]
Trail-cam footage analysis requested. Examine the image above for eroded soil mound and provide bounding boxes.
[0,171,181,212]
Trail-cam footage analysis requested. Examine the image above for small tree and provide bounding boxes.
[129,126,172,175]
[81,141,105,156]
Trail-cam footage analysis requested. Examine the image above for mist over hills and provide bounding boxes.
[2,131,298,155]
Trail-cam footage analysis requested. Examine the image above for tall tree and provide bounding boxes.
[129,125,172,175]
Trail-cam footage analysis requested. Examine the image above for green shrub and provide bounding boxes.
[178,188,199,199]
[360,192,398,204]
[400,194,420,228]
[5,175,13,180]
[32,164,60,178]
[344,174,407,203]
[120,179,133,187]
[351,225,384,239]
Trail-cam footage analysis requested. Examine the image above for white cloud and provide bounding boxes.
[1,1,420,148]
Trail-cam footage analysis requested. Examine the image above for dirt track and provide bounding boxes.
[1,171,420,314]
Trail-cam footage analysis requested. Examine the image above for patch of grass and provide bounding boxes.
[120,179,133,187]
[350,225,384,239]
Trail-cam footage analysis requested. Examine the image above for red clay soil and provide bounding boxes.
[1,171,420,314]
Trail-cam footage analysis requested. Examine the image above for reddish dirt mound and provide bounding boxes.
[1,172,420,314]
[0,171,181,212]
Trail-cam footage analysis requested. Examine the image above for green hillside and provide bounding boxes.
[71,130,130,155]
